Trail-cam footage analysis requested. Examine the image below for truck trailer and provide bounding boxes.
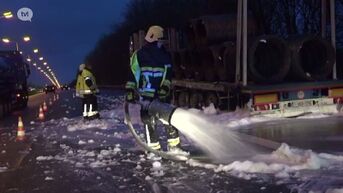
[129,1,343,117]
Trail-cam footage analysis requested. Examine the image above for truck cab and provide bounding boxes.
[0,51,30,118]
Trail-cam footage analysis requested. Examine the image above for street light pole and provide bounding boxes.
[1,36,31,51]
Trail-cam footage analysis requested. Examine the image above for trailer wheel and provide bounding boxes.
[205,92,219,108]
[177,91,189,108]
[189,92,203,109]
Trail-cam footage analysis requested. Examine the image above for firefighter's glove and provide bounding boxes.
[126,89,139,103]
[158,85,170,97]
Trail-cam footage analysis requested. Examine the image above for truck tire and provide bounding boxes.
[248,35,291,83]
[288,36,335,81]
[195,14,257,46]
[189,92,203,109]
[177,91,189,108]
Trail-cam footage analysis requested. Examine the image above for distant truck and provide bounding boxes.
[0,51,30,118]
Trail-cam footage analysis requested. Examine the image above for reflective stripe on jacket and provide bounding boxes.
[76,68,99,96]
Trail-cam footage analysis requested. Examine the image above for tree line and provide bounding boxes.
[85,0,343,86]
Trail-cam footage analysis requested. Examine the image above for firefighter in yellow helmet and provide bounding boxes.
[76,63,100,120]
[125,25,186,159]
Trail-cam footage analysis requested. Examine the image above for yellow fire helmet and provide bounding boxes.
[145,25,164,43]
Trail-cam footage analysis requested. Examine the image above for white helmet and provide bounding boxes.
[145,25,164,43]
[79,63,85,71]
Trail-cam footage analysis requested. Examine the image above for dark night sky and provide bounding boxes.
[0,0,129,86]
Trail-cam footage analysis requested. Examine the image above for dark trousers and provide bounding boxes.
[82,94,99,119]
[140,97,179,147]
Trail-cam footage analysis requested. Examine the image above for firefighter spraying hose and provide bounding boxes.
[125,25,190,161]
[124,25,281,162]
[124,94,282,162]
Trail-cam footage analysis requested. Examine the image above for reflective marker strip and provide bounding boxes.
[17,130,25,137]
[254,94,278,105]
[329,88,343,97]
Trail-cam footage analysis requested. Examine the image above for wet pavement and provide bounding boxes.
[240,116,343,154]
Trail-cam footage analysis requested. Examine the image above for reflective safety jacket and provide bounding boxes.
[125,42,172,99]
[76,68,99,97]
